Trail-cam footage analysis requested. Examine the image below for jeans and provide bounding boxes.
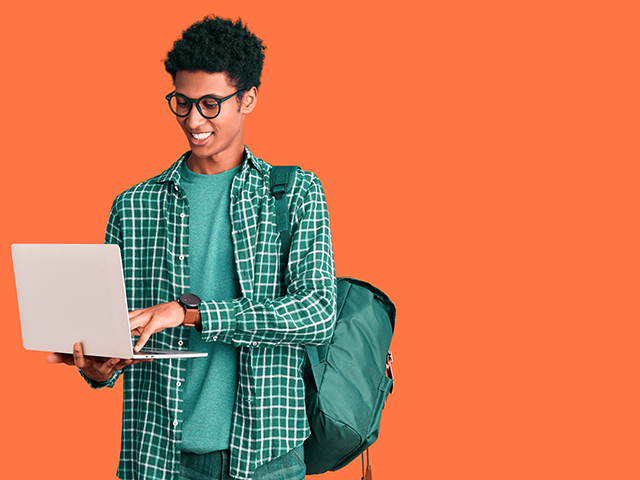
[180,446,306,480]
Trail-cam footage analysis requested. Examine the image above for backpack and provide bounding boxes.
[270,166,396,476]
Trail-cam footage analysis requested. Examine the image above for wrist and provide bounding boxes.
[82,368,112,384]
[177,294,202,332]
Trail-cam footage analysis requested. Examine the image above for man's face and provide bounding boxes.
[173,70,255,169]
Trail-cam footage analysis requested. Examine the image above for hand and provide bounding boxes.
[129,301,185,352]
[46,342,150,383]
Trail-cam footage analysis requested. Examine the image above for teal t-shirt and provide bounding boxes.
[179,160,242,453]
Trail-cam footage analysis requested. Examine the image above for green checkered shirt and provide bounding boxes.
[85,147,337,480]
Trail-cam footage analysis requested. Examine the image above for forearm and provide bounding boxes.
[197,171,337,347]
[199,282,336,347]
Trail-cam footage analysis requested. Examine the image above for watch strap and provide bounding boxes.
[182,307,199,327]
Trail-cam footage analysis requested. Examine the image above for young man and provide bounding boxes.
[48,16,337,480]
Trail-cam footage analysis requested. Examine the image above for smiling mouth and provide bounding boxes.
[191,132,213,140]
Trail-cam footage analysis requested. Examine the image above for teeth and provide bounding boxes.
[192,132,212,140]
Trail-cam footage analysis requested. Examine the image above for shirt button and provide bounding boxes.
[212,336,218,341]
[173,420,179,427]
[180,213,186,218]
[178,341,184,346]
[252,342,258,347]
[179,255,184,261]
[176,382,182,387]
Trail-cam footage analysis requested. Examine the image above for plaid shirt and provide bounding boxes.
[85,147,337,480]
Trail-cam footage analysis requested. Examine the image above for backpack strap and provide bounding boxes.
[305,344,325,389]
[270,165,324,388]
[270,165,300,259]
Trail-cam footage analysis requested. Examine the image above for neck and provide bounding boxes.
[186,142,245,175]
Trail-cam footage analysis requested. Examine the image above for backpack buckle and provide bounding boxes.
[272,184,286,199]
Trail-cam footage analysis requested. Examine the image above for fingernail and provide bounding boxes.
[111,360,118,365]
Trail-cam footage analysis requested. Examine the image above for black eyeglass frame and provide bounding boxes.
[165,90,244,119]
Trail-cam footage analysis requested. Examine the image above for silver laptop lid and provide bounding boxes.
[12,244,207,359]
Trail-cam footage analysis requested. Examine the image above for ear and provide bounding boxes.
[240,86,258,114]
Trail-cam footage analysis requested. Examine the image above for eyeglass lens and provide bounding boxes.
[169,95,220,118]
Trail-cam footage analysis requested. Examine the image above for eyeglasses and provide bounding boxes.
[165,90,244,119]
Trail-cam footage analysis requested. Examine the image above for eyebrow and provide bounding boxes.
[176,92,226,100]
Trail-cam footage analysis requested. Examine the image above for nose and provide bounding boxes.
[185,104,206,129]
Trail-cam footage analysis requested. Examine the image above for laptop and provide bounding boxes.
[12,244,207,359]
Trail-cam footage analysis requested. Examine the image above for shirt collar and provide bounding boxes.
[154,145,264,186]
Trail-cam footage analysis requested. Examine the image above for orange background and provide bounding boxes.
[1,1,639,479]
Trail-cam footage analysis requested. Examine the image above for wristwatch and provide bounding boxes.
[178,293,201,331]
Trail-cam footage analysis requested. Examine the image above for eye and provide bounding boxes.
[202,101,218,110]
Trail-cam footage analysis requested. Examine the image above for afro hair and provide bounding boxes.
[164,16,266,91]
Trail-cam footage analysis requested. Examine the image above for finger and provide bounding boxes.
[130,327,143,336]
[111,359,133,370]
[112,358,151,370]
[129,307,144,318]
[129,312,149,332]
[134,326,154,352]
[46,353,75,365]
[73,343,86,369]
[84,355,108,363]
[98,357,121,375]
[133,336,147,352]
[128,307,147,323]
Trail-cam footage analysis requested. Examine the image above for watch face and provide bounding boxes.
[180,293,201,308]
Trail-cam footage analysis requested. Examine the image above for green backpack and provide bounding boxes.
[271,166,396,476]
